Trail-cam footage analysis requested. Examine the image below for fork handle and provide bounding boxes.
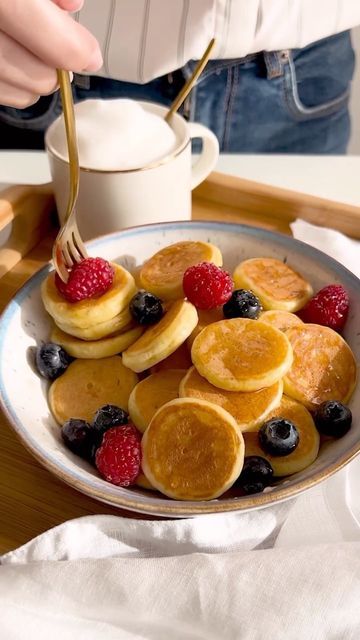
[57,69,79,222]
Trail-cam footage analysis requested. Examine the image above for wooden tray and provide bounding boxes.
[0,184,55,279]
[193,172,360,237]
[1,171,360,283]
[0,171,359,554]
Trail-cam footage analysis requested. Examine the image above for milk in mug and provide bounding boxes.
[50,99,179,171]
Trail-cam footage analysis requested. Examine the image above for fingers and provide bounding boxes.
[0,31,58,96]
[0,0,102,109]
[0,0,102,72]
[0,79,38,108]
[52,0,84,10]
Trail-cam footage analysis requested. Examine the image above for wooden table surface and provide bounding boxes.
[1,173,359,555]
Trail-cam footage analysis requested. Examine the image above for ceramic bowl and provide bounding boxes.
[0,221,359,517]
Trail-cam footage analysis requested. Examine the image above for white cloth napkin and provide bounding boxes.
[1,219,360,640]
[291,218,360,279]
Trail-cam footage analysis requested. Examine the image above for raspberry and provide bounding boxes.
[95,424,141,486]
[55,257,114,303]
[183,262,233,310]
[298,284,350,332]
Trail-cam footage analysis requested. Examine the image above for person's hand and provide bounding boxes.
[0,0,102,108]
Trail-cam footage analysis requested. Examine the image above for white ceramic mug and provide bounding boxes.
[45,100,219,240]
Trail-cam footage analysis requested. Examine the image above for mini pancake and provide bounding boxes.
[55,306,132,340]
[186,307,224,350]
[128,369,187,432]
[49,355,138,424]
[135,472,157,491]
[260,310,303,333]
[139,241,223,300]
[150,342,192,373]
[42,263,136,328]
[179,366,283,432]
[122,299,198,373]
[233,257,313,312]
[130,265,143,289]
[141,398,244,501]
[191,318,293,392]
[51,325,143,359]
[284,324,357,410]
[243,395,320,476]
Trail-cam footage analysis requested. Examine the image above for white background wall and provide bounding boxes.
[349,27,360,154]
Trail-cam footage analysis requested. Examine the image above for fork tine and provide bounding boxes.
[53,251,70,283]
[72,226,88,259]
[66,237,82,264]
[52,240,68,282]
[62,243,75,269]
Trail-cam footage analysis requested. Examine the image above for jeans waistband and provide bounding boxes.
[73,49,291,91]
[263,50,290,78]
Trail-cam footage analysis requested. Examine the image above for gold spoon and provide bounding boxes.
[165,38,216,123]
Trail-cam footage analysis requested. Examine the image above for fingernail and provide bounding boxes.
[85,47,103,72]
[68,0,84,11]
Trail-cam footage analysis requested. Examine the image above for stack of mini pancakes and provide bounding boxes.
[41,242,357,502]
[41,263,143,359]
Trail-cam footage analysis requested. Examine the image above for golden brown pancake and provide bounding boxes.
[260,310,303,333]
[233,258,313,312]
[128,369,187,432]
[42,263,136,328]
[179,367,283,432]
[122,299,198,372]
[49,356,138,424]
[191,318,293,392]
[51,325,143,359]
[139,241,222,300]
[186,307,224,350]
[141,398,244,500]
[55,306,132,340]
[150,341,192,373]
[284,323,357,410]
[135,472,157,491]
[244,395,320,476]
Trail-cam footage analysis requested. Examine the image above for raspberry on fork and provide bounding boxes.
[95,424,142,486]
[183,261,233,310]
[298,284,349,332]
[55,257,114,303]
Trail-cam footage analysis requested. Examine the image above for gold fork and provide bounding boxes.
[52,69,88,283]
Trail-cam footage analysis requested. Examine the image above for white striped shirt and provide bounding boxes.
[75,1,360,83]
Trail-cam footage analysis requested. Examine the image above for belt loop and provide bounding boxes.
[73,73,91,90]
[263,50,289,79]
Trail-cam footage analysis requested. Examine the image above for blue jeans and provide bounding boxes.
[0,30,355,153]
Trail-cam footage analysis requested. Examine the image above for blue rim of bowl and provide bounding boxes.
[0,220,359,517]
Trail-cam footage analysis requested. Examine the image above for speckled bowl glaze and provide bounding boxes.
[0,221,359,517]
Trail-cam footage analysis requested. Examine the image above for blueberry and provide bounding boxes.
[62,418,97,463]
[129,290,164,326]
[259,418,299,456]
[92,404,129,439]
[237,456,274,494]
[314,401,352,438]
[223,289,262,320]
[242,482,266,495]
[36,342,73,380]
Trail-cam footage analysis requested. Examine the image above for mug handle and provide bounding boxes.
[188,122,219,189]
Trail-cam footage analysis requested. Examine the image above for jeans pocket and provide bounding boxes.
[0,91,61,131]
[283,30,355,122]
